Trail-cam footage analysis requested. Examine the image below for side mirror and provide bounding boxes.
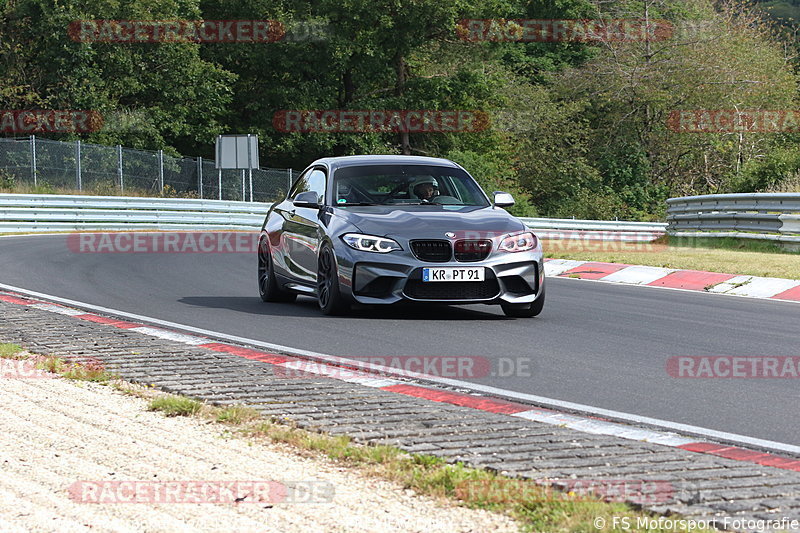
[293,191,321,208]
[493,191,515,208]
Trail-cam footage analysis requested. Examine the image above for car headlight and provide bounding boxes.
[342,233,402,253]
[499,231,538,252]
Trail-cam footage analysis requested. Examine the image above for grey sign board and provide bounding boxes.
[215,134,260,169]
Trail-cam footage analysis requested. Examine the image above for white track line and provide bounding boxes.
[2,281,799,455]
[128,326,211,345]
[600,265,676,285]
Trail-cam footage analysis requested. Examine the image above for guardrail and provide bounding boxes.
[519,217,665,242]
[0,194,269,232]
[666,193,800,248]
[0,194,666,240]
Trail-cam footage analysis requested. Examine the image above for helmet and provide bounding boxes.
[410,178,438,199]
[410,177,438,188]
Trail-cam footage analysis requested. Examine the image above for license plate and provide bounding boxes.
[422,267,485,282]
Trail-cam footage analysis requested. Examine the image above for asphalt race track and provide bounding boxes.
[2,234,799,446]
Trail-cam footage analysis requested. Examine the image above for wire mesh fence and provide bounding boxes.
[0,136,293,202]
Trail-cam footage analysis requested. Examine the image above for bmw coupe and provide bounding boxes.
[258,155,545,317]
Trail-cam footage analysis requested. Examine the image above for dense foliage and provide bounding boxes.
[2,0,799,218]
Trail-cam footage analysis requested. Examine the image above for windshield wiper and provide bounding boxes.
[337,202,380,206]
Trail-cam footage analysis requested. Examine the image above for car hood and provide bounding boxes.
[334,205,527,239]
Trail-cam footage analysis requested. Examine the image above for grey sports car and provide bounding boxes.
[258,155,545,317]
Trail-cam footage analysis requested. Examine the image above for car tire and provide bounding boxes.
[501,284,545,318]
[258,237,297,303]
[317,244,349,316]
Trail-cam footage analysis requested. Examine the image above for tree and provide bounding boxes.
[519,0,799,218]
[0,0,234,151]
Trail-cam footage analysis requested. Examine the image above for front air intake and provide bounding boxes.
[454,240,491,262]
[410,240,452,262]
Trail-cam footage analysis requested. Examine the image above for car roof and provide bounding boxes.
[309,155,461,172]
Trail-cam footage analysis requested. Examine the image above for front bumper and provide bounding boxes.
[335,245,544,306]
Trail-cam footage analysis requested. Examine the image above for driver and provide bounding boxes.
[413,179,439,202]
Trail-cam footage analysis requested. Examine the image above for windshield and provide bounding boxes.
[332,164,490,207]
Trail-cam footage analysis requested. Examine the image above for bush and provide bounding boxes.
[31,182,56,194]
[732,146,800,192]
[446,149,538,217]
[91,180,120,196]
[762,172,800,193]
[0,170,16,190]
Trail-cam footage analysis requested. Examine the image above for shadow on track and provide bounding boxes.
[178,295,511,321]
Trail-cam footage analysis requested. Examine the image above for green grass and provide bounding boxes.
[214,405,262,425]
[31,355,117,382]
[0,182,197,198]
[61,358,116,382]
[0,345,118,381]
[667,236,798,254]
[147,396,204,417]
[545,235,800,279]
[0,343,23,359]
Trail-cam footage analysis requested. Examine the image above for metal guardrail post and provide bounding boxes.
[197,157,203,199]
[218,169,222,201]
[158,150,164,193]
[287,168,292,191]
[117,145,123,192]
[30,135,37,186]
[247,134,254,202]
[241,170,246,202]
[75,140,82,191]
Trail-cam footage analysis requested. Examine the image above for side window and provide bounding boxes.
[289,168,327,203]
[448,176,468,202]
[306,169,326,203]
[289,169,312,199]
